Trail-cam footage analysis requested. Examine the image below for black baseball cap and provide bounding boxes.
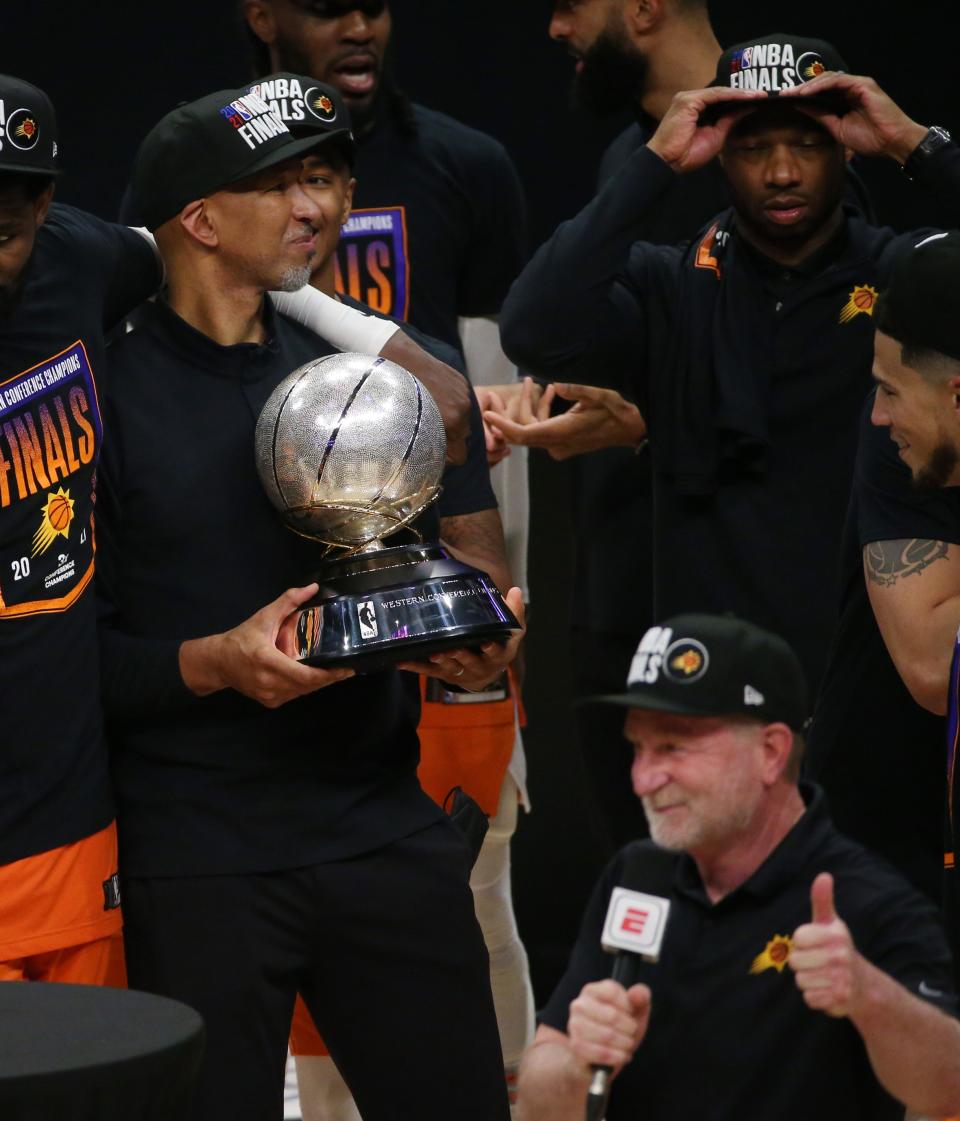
[130,85,333,231]
[875,232,960,362]
[588,614,808,731]
[246,73,356,166]
[0,74,60,177]
[700,34,849,125]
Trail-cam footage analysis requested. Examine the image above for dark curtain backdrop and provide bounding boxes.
[3,1,953,1002]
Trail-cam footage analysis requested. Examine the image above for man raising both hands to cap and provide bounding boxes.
[497,37,960,705]
[517,616,960,1121]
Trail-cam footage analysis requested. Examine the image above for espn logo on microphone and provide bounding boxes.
[601,888,671,961]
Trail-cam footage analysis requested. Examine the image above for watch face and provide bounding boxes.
[931,126,952,142]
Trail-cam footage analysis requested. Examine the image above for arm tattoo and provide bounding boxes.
[439,509,507,568]
[864,538,949,587]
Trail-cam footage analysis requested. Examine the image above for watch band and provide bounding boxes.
[902,125,953,180]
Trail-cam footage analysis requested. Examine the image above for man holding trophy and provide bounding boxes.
[94,84,521,1121]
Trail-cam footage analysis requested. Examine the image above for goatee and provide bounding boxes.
[913,440,960,490]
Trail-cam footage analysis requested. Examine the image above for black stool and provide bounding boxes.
[0,983,204,1120]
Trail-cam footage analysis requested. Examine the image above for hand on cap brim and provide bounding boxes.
[652,86,767,172]
[781,71,925,160]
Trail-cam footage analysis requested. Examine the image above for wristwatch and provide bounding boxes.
[902,125,953,180]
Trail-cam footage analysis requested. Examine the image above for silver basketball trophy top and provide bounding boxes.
[255,351,446,552]
[255,352,521,672]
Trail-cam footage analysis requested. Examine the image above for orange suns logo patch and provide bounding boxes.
[749,934,793,974]
[839,284,879,324]
[32,486,75,557]
[662,637,710,683]
[671,649,703,676]
[15,116,37,142]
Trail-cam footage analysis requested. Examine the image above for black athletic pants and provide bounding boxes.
[122,819,509,1121]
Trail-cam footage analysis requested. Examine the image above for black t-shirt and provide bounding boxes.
[502,143,960,697]
[808,396,960,901]
[541,787,957,1121]
[0,204,159,864]
[569,120,728,648]
[335,103,527,352]
[95,298,480,877]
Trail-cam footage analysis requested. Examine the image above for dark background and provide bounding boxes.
[3,1,953,1003]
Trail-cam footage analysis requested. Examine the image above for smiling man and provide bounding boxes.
[236,35,536,1113]
[516,614,960,1121]
[95,85,512,1121]
[807,232,960,919]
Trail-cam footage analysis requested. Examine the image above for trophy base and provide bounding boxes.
[295,543,522,673]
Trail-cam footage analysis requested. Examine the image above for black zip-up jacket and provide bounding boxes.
[501,142,960,695]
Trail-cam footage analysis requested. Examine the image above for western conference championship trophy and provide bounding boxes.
[255,352,522,672]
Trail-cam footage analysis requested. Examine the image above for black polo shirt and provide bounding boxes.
[541,787,956,1121]
[95,297,463,878]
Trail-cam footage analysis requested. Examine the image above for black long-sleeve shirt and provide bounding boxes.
[96,299,448,877]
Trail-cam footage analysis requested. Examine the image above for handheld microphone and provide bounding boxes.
[585,882,671,1121]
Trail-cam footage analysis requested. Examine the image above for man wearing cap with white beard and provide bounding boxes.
[516,614,960,1121]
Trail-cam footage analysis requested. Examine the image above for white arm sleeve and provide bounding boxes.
[272,287,398,354]
[459,314,530,603]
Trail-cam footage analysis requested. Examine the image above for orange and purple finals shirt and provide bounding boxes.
[0,204,158,865]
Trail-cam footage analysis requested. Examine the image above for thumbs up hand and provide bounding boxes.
[789,872,867,1019]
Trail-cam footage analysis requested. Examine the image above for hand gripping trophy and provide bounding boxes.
[255,352,521,671]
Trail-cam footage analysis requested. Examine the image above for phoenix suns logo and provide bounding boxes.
[750,934,793,974]
[839,284,878,324]
[32,486,75,556]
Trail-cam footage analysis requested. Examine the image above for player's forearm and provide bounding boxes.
[179,634,229,697]
[499,146,674,387]
[851,958,960,1116]
[516,1037,591,1121]
[440,508,512,593]
[380,330,471,462]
